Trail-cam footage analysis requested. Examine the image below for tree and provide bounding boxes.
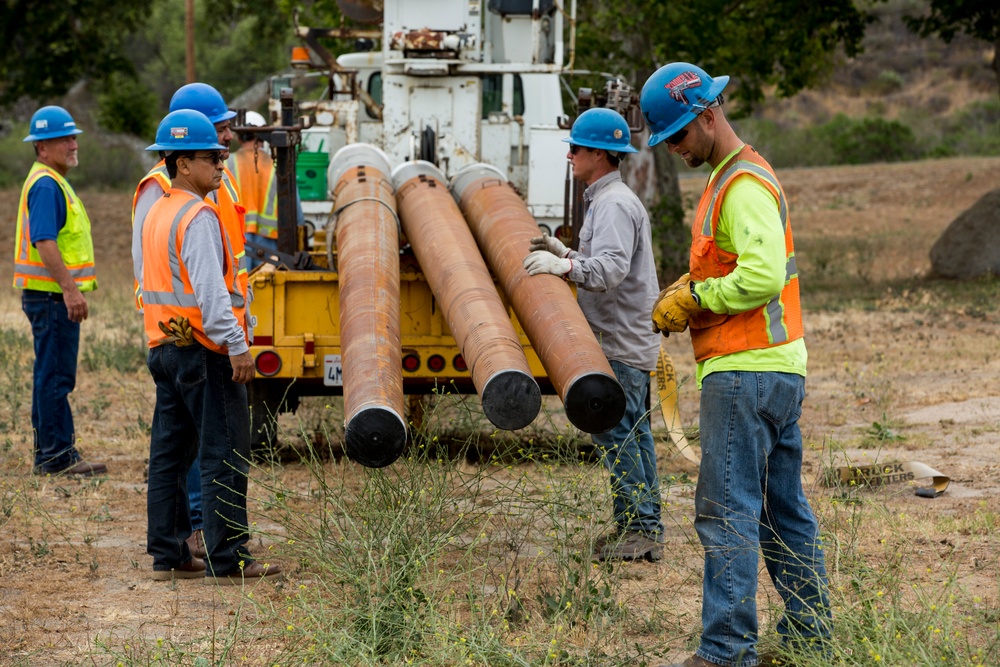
[571,1,874,282]
[0,0,152,106]
[904,0,1000,96]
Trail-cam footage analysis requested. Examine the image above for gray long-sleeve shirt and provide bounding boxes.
[565,171,661,371]
[134,189,248,356]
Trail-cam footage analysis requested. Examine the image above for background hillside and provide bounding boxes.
[740,0,999,167]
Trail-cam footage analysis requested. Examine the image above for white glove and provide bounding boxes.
[528,233,569,258]
[523,250,571,276]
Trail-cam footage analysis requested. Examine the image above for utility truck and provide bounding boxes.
[243,0,688,468]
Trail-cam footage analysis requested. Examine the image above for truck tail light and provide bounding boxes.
[427,355,446,373]
[453,354,467,372]
[255,350,282,377]
[402,354,420,372]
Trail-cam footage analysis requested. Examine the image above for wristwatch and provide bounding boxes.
[689,282,701,306]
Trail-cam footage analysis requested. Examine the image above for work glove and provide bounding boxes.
[528,233,570,258]
[523,250,572,276]
[651,272,704,334]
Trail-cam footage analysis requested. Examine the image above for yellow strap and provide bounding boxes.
[824,461,950,498]
[653,344,700,464]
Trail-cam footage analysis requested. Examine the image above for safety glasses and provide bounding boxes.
[192,152,225,165]
[665,127,690,146]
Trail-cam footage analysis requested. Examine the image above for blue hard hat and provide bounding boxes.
[169,82,237,124]
[146,110,226,152]
[563,108,638,153]
[23,106,84,142]
[640,62,729,147]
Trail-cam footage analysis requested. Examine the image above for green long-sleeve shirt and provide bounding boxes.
[691,147,807,387]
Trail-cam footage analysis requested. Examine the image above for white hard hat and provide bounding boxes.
[245,110,267,127]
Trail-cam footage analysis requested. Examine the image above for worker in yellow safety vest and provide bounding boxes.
[139,108,281,585]
[15,105,107,477]
[130,82,250,561]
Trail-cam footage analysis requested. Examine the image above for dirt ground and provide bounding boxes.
[0,156,998,665]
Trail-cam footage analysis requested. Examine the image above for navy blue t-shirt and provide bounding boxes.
[26,176,67,244]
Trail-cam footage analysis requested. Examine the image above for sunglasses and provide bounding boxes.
[569,144,588,155]
[665,127,690,146]
[665,96,724,146]
[191,152,224,165]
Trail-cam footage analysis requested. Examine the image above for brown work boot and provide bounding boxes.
[185,529,207,559]
[596,531,662,562]
[656,655,721,667]
[151,557,206,580]
[204,560,283,586]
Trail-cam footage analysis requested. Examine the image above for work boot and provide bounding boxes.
[204,560,283,586]
[656,655,721,667]
[596,531,662,562]
[151,557,206,580]
[185,529,207,559]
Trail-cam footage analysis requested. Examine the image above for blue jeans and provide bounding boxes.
[592,360,663,537]
[187,455,203,531]
[146,343,252,576]
[246,233,277,270]
[22,290,81,472]
[695,371,832,667]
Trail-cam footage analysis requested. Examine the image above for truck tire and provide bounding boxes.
[247,380,297,459]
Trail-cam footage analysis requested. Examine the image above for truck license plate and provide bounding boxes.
[323,354,343,387]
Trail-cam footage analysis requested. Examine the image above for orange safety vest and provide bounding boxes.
[14,162,97,293]
[141,189,247,353]
[688,145,803,362]
[132,160,248,310]
[227,147,278,239]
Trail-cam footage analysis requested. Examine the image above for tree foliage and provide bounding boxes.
[571,0,875,280]
[574,0,873,113]
[904,0,1000,92]
[0,0,152,105]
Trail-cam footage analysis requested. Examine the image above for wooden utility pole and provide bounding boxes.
[185,0,195,82]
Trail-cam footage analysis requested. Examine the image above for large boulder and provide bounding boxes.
[930,188,1000,279]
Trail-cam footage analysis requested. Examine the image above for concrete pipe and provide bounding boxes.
[330,144,407,467]
[392,160,541,430]
[450,164,625,434]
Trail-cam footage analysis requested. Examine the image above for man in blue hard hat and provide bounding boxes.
[139,108,280,585]
[131,82,249,562]
[15,105,107,477]
[523,107,664,562]
[641,62,831,667]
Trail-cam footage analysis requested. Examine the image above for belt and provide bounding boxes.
[22,289,64,301]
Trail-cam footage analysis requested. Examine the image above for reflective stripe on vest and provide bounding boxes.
[256,166,279,238]
[13,162,97,293]
[218,166,249,288]
[142,190,245,352]
[688,146,803,361]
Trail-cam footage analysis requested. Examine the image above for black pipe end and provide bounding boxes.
[481,369,542,431]
[345,407,408,468]
[563,372,626,434]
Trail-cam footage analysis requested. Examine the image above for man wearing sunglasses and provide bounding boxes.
[523,107,664,563]
[130,82,249,562]
[139,109,280,585]
[641,63,831,667]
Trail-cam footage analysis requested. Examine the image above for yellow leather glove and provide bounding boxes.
[652,273,704,334]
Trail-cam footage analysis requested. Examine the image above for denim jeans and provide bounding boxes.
[22,290,82,472]
[146,343,252,576]
[695,371,832,667]
[246,233,277,270]
[187,454,203,531]
[592,360,663,537]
